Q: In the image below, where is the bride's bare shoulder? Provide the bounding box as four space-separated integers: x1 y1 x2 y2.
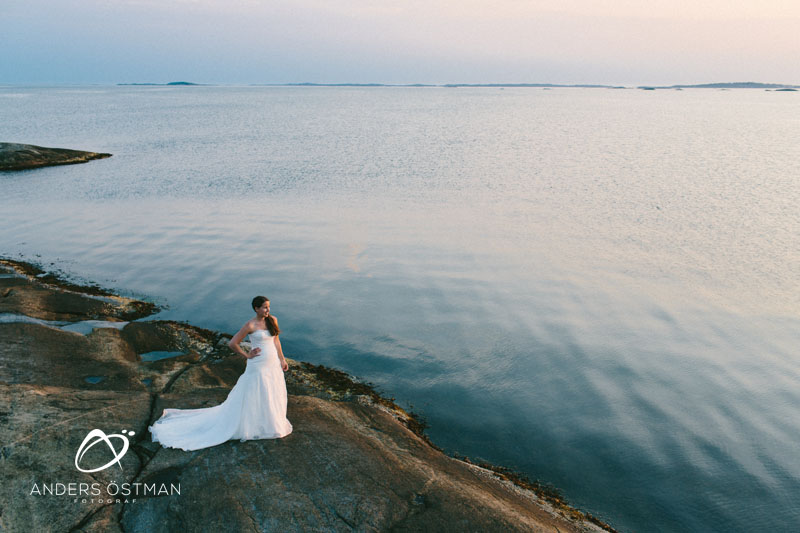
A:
229 319 256 346
236 319 257 334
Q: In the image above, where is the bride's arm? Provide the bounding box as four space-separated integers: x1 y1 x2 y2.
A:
228 322 257 358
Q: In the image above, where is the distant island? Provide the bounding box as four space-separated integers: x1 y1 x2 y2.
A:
117 81 203 86
442 83 626 88
257 81 797 90
637 82 799 90
113 81 798 90
267 82 626 89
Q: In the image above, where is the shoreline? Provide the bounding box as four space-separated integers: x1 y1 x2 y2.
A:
1 255 617 532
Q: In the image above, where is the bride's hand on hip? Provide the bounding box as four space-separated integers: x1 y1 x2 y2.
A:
249 347 261 358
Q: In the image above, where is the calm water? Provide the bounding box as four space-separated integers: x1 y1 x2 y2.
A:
2 86 798 532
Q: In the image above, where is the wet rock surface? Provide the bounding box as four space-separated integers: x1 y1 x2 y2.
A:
0 258 613 532
0 259 155 321
0 143 111 171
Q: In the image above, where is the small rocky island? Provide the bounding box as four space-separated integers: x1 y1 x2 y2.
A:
0 258 614 532
0 143 111 171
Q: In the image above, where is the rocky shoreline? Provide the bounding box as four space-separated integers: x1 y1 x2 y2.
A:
0 257 616 532
0 143 111 171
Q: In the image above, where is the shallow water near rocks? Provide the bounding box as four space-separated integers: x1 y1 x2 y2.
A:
1 86 799 532
60 320 128 335
139 351 186 362
0 313 128 336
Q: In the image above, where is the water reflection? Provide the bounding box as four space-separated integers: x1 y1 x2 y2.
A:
1 86 799 532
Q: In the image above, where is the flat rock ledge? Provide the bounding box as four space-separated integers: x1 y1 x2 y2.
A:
0 143 111 171
0 257 616 533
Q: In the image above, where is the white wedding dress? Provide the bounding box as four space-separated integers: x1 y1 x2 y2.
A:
149 329 292 451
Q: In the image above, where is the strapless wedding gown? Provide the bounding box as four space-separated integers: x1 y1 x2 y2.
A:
149 329 292 451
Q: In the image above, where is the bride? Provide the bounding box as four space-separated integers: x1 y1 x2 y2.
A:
149 296 293 450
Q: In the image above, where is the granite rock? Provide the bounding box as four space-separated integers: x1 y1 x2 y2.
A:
0 259 611 532
0 143 111 171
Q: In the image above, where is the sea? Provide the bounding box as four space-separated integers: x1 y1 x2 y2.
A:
1 85 798 532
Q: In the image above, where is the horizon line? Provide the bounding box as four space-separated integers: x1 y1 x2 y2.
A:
2 81 799 89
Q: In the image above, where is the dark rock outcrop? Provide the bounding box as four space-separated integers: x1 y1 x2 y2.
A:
0 258 613 532
0 143 111 171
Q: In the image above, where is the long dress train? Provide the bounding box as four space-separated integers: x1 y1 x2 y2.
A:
149 329 292 451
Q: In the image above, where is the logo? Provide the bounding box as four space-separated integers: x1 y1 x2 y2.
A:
29 426 180 504
74 429 135 473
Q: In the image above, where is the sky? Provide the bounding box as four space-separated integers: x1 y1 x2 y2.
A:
3 0 799 86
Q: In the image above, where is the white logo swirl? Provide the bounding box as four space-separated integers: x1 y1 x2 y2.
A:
74 429 134 473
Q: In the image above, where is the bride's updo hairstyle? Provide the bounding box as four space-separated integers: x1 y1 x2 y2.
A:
252 295 281 336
